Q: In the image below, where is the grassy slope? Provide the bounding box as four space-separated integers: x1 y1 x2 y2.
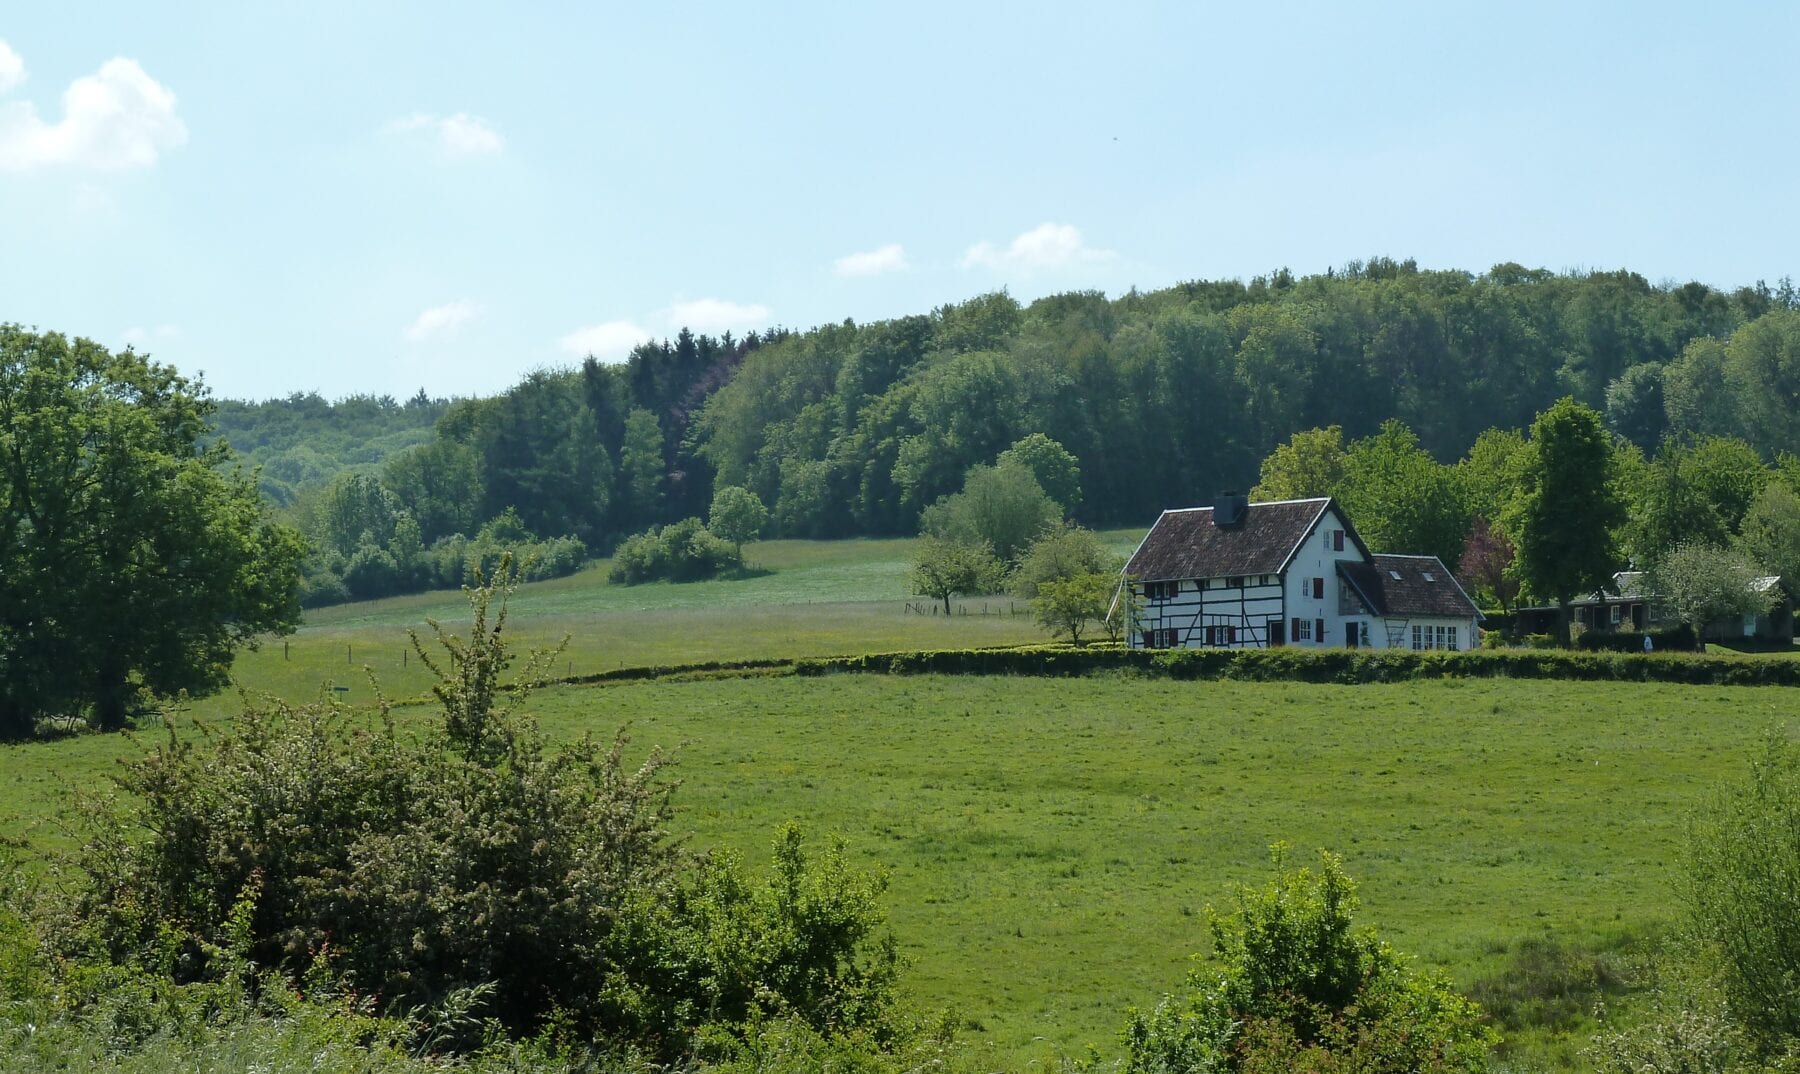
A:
206 535 1138 717
8 533 1796 1070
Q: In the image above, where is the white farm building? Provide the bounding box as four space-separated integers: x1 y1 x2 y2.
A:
1123 494 1482 651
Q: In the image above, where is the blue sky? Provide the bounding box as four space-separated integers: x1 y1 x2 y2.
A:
2 3 1797 400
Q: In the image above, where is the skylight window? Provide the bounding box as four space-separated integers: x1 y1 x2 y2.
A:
1423 571 1436 582
1389 570 1403 580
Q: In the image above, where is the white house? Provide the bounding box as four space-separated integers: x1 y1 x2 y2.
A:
1123 494 1482 651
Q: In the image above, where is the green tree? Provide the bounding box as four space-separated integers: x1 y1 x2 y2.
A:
1605 362 1667 451
1505 399 1627 644
1735 482 1800 603
918 459 1061 564
619 407 665 528
909 536 1001 616
708 485 769 557
996 432 1083 513
1340 419 1470 565
317 472 401 556
0 326 304 733
1646 540 1775 646
1457 427 1530 525
1123 846 1495 1074
1030 571 1113 646
1250 425 1348 501
1009 523 1116 599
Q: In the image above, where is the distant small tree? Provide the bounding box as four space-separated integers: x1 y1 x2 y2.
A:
919 459 1061 564
1031 571 1112 646
708 485 769 558
1456 516 1519 614
1251 425 1348 502
1734 481 1800 603
910 536 1001 616
1505 398 1627 644
996 432 1083 513
1647 540 1775 646
1009 523 1116 599
1102 578 1141 644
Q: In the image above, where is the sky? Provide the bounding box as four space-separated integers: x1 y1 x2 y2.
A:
2 2 1798 401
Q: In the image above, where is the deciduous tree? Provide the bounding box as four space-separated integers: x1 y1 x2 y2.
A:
1505 398 1627 644
0 326 303 733
909 536 1001 616
707 485 769 557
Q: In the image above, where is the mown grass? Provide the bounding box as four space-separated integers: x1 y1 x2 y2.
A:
8 533 1796 1071
13 668 1781 1071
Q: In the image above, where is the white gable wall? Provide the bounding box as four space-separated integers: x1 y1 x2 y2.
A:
1282 504 1366 647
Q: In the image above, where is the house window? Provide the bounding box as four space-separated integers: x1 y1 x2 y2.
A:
1202 624 1240 647
1409 625 1461 652
1610 604 1622 624
1145 581 1174 602
1358 622 1371 647
1293 617 1314 641
1143 627 1182 649
1228 576 1244 588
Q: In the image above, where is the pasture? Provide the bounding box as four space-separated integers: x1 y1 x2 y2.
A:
7 534 1797 1071
9 669 1788 1070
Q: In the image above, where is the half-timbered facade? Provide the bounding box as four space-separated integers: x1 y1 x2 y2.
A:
1123 494 1482 651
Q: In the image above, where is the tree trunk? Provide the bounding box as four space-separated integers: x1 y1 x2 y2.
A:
1555 598 1572 647
941 593 952 616
93 651 129 732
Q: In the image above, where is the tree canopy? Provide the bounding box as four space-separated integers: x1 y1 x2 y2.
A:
0 326 304 733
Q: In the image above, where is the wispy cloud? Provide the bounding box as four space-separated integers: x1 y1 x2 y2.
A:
0 39 23 95
122 323 179 348
833 243 909 278
665 298 770 333
0 43 187 172
558 320 652 360
960 223 1116 273
385 112 504 158
404 300 482 342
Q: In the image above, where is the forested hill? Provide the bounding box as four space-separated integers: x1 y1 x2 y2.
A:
693 260 1796 533
221 260 1800 575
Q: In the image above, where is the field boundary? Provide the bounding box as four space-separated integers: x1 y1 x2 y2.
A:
532 644 1800 690
789 645 1800 687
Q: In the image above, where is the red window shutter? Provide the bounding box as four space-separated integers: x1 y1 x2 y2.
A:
1292 617 1302 641
1316 617 1327 641
1228 625 1237 644
1334 530 1345 551
1313 577 1324 599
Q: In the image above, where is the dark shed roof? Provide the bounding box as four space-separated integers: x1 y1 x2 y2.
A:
1126 498 1335 581
1338 554 1482 619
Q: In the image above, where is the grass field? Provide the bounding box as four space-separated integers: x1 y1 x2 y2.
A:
11 669 1788 1070
200 535 1138 718
9 534 1799 1071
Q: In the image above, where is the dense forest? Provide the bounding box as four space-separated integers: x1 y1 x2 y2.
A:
229 260 1800 604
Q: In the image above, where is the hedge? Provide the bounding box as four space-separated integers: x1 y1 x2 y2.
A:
1575 624 1698 652
793 645 1800 688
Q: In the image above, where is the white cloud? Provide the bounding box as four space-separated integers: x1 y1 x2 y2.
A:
404 300 482 342
386 112 504 158
558 320 652 360
665 298 771 333
960 222 1117 273
0 40 24 95
122 323 179 348
0 50 187 172
833 243 909 278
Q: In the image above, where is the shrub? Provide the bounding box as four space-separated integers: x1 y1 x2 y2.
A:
1576 624 1697 652
1682 733 1800 1055
608 519 742 585
72 565 892 1057
1121 846 1495 1074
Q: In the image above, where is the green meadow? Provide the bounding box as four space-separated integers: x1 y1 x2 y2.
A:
6 534 1797 1071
